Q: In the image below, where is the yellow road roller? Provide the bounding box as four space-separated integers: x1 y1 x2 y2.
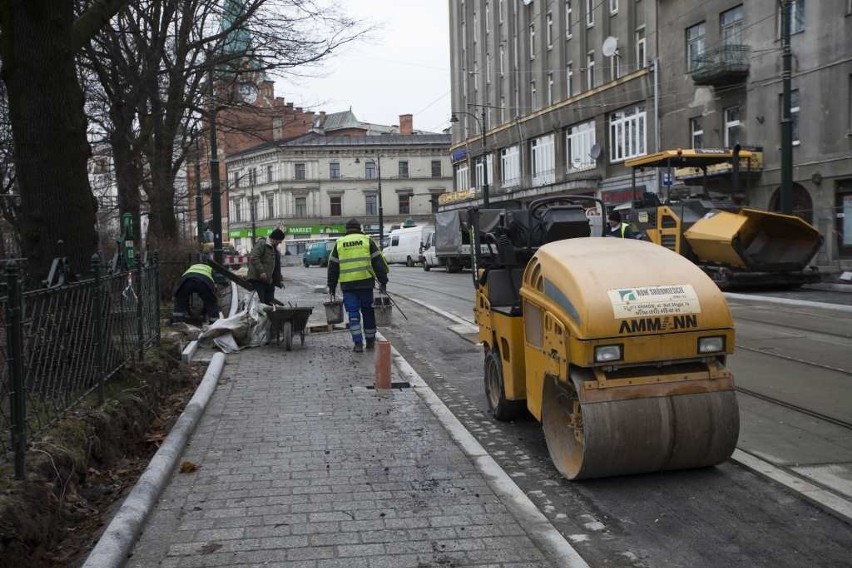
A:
471 197 739 480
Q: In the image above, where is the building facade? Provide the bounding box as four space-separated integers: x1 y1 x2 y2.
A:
224 131 452 255
448 0 852 267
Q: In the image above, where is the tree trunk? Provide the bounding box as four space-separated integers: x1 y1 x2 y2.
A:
0 1 97 283
109 111 142 242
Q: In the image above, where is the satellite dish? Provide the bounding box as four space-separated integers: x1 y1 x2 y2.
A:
590 143 602 160
602 36 619 58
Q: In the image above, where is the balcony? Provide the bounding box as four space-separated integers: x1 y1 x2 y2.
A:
690 44 750 87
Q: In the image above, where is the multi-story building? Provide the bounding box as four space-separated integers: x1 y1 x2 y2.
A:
448 0 852 267
224 113 452 255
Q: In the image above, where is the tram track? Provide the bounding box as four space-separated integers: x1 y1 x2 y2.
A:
735 385 852 431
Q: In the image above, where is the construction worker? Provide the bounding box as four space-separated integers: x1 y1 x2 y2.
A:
172 263 219 324
607 210 637 239
327 218 389 353
247 228 285 304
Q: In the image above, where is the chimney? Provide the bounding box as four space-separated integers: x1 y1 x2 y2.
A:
399 114 413 135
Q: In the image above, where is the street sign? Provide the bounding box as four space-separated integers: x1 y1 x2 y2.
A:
663 172 673 186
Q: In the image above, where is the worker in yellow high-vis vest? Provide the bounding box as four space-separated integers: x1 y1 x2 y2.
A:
171 263 220 324
327 218 389 353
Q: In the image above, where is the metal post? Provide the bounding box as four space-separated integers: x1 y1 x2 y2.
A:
481 107 489 207
250 171 256 246
5 261 26 479
134 252 144 360
152 251 161 344
208 64 224 264
377 157 384 246
780 0 793 214
195 136 204 243
92 254 105 406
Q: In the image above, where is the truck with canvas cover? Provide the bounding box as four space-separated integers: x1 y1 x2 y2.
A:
471 196 739 480
421 210 480 272
623 149 822 289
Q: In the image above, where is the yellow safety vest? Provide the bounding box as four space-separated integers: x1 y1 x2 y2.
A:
183 264 213 281
618 223 630 238
336 233 376 283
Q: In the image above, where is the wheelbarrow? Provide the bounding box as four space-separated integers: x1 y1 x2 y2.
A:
262 304 313 351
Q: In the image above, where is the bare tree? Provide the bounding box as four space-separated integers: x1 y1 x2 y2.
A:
0 0 130 283
83 0 367 249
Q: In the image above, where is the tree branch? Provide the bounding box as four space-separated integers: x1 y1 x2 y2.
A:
72 0 131 51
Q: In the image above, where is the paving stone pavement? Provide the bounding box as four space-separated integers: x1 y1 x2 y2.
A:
127 329 555 567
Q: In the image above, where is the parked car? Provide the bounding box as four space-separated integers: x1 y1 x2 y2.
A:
302 240 334 267
382 225 434 266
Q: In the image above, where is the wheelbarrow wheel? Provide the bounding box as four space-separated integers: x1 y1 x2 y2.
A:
282 321 293 351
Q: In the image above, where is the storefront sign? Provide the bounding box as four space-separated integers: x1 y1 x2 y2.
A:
229 224 344 238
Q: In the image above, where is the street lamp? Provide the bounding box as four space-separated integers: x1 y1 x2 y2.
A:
450 108 489 207
356 156 383 246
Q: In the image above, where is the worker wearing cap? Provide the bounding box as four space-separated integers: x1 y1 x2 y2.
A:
247 228 285 304
607 210 637 239
172 263 219 324
327 218 389 353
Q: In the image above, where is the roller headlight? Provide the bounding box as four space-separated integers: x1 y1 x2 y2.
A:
594 344 623 363
698 336 725 354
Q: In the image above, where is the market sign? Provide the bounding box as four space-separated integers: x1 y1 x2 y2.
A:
438 188 477 205
228 224 344 238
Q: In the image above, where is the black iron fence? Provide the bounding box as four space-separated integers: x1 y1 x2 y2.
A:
0 253 160 479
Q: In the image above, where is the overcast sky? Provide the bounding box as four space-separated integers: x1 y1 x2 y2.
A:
275 1 452 134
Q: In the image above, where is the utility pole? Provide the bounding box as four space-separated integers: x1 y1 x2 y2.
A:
208 64 224 264
250 170 257 246
194 136 204 243
480 107 489 207
377 156 384 247
780 0 793 215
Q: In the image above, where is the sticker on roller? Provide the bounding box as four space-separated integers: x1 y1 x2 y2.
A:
608 285 702 319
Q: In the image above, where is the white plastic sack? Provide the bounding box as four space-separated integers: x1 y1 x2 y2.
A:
198 292 271 352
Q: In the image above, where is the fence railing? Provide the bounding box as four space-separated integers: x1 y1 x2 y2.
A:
0 253 160 479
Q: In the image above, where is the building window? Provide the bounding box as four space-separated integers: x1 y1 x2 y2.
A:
499 45 505 75
294 163 306 181
500 96 507 123
529 24 535 58
781 90 801 145
609 105 647 162
686 22 706 71
295 196 306 217
547 73 554 105
486 53 492 83
546 12 553 48
531 80 538 109
330 195 342 216
690 117 704 149
485 1 491 33
720 5 743 45
365 161 377 179
587 51 595 89
473 12 478 43
456 164 470 191
609 0 618 15
585 0 594 26
399 160 409 178
233 199 241 222
636 27 646 69
779 0 806 35
431 160 442 177
233 172 241 188
431 195 440 214
365 194 377 215
266 194 275 218
475 155 493 190
248 168 257 185
266 164 273 183
329 162 340 179
566 61 574 96
530 134 556 186
724 106 741 148
566 120 596 171
500 145 521 187
398 194 411 215
565 0 573 38
609 53 621 81
499 0 504 23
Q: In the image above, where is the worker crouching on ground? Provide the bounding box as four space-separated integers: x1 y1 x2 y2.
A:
172 263 220 325
607 210 637 239
247 228 285 304
327 218 389 353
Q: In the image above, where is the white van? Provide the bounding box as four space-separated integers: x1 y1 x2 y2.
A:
382 225 434 266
